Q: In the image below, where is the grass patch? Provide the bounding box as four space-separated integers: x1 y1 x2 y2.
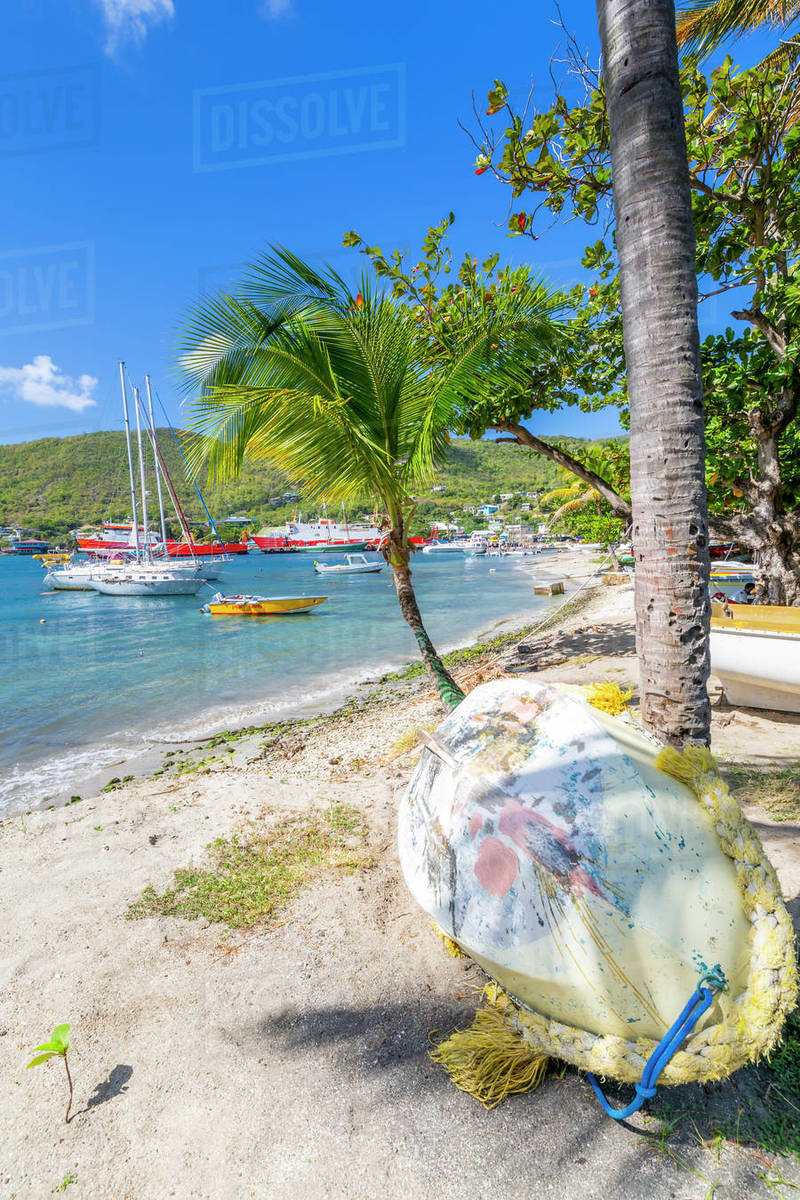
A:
127 804 372 930
384 728 422 762
651 991 800 1160
724 763 800 822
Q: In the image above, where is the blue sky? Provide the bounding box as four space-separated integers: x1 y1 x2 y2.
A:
0 1 771 446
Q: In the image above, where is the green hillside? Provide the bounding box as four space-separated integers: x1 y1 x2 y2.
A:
0 429 618 539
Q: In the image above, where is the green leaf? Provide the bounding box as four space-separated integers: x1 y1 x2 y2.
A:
27 1053 56 1068
51 1024 71 1052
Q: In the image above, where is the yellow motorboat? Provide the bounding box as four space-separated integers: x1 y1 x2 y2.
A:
201 593 327 616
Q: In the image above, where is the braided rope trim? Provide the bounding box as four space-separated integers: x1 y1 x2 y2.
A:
480 746 797 1085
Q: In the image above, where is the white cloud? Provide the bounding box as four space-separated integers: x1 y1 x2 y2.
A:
260 0 293 19
95 0 175 53
0 356 97 413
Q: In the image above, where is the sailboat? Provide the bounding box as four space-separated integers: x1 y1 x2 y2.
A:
77 374 245 560
87 365 209 598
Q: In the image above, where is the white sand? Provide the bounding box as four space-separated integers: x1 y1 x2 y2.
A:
2 567 799 1200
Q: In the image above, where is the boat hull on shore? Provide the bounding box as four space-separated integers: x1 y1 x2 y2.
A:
711 602 800 712
398 679 753 1042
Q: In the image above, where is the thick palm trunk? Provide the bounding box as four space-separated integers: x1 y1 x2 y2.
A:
384 529 465 709
597 0 711 745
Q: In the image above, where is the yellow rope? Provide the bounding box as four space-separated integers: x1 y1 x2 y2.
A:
587 680 633 715
430 743 797 1101
431 922 469 959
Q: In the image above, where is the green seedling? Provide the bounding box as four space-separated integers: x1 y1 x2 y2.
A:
27 1023 73 1122
52 1174 77 1193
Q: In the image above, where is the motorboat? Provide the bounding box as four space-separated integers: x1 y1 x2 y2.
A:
421 540 468 554
710 601 800 712
313 554 382 575
200 593 327 615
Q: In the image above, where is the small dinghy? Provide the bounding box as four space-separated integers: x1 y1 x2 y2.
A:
313 553 382 576
200 593 326 615
398 679 795 1099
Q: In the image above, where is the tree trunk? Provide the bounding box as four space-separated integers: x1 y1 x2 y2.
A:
754 535 800 605
740 390 800 605
597 0 711 746
494 422 633 522
383 526 465 709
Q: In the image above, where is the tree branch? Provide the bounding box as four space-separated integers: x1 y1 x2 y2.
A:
492 421 632 521
732 309 788 357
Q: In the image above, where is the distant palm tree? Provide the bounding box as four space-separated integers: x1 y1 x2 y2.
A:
179 249 559 707
676 0 800 67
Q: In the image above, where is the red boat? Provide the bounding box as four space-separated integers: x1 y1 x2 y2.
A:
77 523 248 556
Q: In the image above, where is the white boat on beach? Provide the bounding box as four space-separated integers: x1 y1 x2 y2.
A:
710 602 800 712
313 553 382 576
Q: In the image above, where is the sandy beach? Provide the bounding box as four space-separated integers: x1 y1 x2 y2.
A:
2 552 799 1200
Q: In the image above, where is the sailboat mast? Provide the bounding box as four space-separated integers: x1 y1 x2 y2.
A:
133 387 150 562
145 374 168 555
118 361 141 561
342 501 350 542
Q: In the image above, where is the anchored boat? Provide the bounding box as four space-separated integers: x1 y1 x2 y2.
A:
313 553 382 576
200 593 327 615
91 571 207 596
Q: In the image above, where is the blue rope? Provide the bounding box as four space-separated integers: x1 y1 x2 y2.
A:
586 965 726 1120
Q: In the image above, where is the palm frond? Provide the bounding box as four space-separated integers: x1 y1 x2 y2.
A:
178 247 564 523
676 0 800 59
548 489 601 527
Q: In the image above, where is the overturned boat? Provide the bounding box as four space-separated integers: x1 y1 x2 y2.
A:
398 679 795 1104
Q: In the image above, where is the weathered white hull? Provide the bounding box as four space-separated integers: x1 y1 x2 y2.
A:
398 679 751 1042
710 625 800 712
91 574 206 596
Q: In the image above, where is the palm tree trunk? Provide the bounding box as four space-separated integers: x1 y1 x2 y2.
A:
384 527 465 709
597 0 711 746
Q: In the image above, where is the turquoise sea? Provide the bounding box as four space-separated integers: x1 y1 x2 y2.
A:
0 550 558 817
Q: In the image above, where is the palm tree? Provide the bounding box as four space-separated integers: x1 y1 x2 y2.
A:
676 0 800 67
179 249 559 708
595 0 712 746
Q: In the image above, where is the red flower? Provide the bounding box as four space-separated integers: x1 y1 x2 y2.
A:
589 288 596 297
516 212 526 232
474 164 490 176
